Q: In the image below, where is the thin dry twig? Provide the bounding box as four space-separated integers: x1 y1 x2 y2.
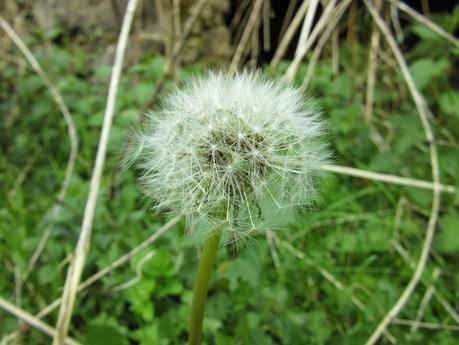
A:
278 0 299 40
0 297 81 345
295 0 319 58
52 1 140 343
320 164 454 194
141 0 209 114
281 240 396 343
262 0 271 51
390 1 404 42
4 216 180 343
363 0 389 151
363 1 442 344
109 251 157 292
391 239 459 326
331 27 339 77
300 0 351 90
0 50 28 69
270 0 310 69
283 0 338 82
393 319 459 332
230 0 252 31
391 0 459 49
249 10 261 70
0 15 79 283
229 0 264 75
411 267 441 333
281 240 366 310
171 0 182 78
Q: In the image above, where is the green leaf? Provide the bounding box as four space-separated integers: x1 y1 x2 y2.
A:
409 58 449 90
83 315 129 345
131 323 160 345
37 264 57 285
141 248 176 278
435 212 459 254
126 280 156 321
439 90 459 118
411 24 442 41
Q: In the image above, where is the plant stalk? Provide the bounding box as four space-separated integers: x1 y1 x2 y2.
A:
189 231 222 345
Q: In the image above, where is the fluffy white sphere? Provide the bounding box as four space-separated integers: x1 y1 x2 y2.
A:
135 71 328 238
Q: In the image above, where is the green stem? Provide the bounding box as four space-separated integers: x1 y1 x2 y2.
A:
189 230 222 345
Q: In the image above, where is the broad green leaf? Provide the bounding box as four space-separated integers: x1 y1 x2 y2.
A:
439 90 459 118
409 58 449 90
435 212 459 254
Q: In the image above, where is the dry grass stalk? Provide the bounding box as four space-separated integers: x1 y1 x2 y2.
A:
281 240 397 343
321 164 454 194
363 1 442 344
229 0 264 75
391 0 459 49
270 0 310 69
363 0 381 124
4 216 179 343
262 0 271 51
300 0 351 90
141 0 209 113
283 0 337 82
363 0 389 151
411 268 441 332
0 297 81 345
393 319 459 332
52 0 140 343
331 28 339 76
278 0 300 40
294 0 319 58
0 15 79 285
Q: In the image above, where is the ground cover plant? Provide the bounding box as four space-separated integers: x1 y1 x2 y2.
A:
1 1 459 344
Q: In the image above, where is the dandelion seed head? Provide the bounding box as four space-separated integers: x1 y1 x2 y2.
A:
135 71 329 240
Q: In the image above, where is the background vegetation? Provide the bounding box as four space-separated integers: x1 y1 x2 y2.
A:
1 0 459 344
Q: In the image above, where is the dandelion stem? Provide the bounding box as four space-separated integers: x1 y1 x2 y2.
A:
189 230 222 345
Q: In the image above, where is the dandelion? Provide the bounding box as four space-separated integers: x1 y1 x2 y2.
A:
133 71 328 344
136 71 327 235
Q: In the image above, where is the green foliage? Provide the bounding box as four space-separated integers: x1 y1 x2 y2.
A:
1 6 459 345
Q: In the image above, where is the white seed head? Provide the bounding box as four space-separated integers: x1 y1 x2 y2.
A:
134 71 329 240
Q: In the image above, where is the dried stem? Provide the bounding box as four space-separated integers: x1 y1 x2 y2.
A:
52 1 140 343
393 319 459 332
410 268 441 332
281 240 396 343
363 0 389 151
295 0 319 58
249 10 261 70
142 0 209 114
363 1 441 344
390 0 459 49
320 164 453 194
391 240 459 325
364 1 381 123
331 27 339 77
229 0 264 75
278 0 299 40
0 15 79 284
283 0 337 82
5 216 179 343
0 297 81 345
271 0 310 70
262 0 270 51
300 0 351 90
